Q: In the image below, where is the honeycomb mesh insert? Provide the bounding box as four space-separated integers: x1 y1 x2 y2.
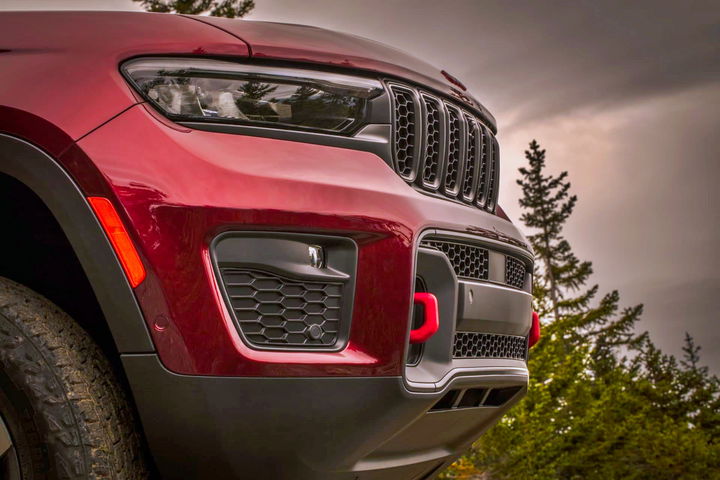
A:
486 136 499 210
461 115 478 201
476 125 490 207
422 95 442 186
421 240 489 280
505 256 527 289
220 268 342 348
454 332 528 360
390 87 417 179
444 107 462 192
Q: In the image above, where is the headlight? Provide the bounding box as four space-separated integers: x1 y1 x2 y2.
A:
121 58 384 134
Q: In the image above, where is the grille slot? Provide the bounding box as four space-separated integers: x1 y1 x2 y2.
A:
476 125 491 207
486 136 499 211
461 115 479 202
390 86 419 181
420 94 443 189
505 256 527 290
421 240 489 281
388 82 499 212
443 106 463 195
220 268 343 348
453 332 527 360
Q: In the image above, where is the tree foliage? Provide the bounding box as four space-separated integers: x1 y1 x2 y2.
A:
134 0 255 18
442 140 720 479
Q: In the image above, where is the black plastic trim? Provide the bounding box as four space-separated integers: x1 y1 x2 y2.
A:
122 353 526 480
181 121 394 167
210 231 358 352
0 134 154 353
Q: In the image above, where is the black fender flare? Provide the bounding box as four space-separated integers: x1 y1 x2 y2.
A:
0 133 154 353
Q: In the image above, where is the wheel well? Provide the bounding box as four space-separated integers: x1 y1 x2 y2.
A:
0 172 121 372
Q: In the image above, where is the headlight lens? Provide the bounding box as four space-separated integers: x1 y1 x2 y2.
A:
122 58 384 134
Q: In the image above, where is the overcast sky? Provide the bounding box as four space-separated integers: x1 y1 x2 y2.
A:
4 0 719 370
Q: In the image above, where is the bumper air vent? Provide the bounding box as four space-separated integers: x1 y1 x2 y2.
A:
430 386 523 411
453 332 528 360
505 256 527 290
421 237 529 290
420 239 489 281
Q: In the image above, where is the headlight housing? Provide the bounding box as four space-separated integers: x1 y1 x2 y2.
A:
121 58 384 134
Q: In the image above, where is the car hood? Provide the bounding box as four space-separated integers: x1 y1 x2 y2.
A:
186 16 496 130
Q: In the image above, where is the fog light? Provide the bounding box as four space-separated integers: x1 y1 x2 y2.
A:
308 245 325 269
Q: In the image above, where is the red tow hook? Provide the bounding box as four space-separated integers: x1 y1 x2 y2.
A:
410 293 440 344
528 311 541 348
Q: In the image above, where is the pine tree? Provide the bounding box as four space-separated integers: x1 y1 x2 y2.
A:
517 140 593 320
441 140 720 479
134 0 255 18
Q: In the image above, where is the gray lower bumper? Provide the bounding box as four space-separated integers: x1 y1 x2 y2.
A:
123 354 525 480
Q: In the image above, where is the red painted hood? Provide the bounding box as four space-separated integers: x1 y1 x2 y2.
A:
186 16 496 129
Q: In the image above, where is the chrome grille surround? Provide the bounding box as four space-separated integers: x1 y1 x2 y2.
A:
388 82 500 212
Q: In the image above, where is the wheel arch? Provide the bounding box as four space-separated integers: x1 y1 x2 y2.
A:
0 133 154 354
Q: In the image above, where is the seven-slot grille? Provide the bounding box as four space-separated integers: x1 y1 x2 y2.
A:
453 332 528 360
219 268 343 348
389 82 499 212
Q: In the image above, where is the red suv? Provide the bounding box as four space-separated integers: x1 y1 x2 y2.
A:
0 11 538 480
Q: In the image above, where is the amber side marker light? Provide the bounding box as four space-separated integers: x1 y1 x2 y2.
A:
88 197 146 288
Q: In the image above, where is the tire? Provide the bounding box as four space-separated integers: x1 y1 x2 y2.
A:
0 277 149 479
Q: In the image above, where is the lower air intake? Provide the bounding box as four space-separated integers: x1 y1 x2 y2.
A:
453 332 527 360
220 268 343 348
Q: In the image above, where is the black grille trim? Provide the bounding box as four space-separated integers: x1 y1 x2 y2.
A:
388 82 499 212
453 332 528 360
420 240 489 281
220 268 344 348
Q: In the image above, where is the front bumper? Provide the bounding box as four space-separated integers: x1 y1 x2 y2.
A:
123 354 526 479
77 103 533 478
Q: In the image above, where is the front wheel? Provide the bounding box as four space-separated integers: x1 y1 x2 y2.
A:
0 277 149 479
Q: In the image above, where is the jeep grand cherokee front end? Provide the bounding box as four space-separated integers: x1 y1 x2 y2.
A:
0 11 538 480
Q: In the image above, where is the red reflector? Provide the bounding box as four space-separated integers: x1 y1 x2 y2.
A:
88 197 146 288
529 311 541 348
410 292 440 344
